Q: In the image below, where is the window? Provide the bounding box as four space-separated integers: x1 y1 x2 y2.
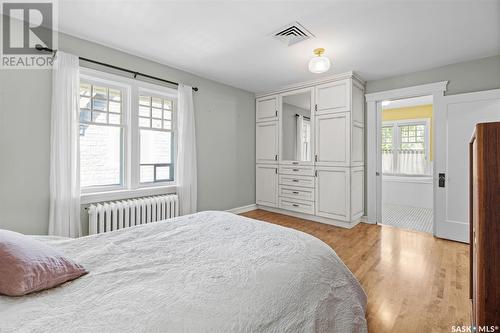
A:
138 94 174 183
381 119 431 176
79 69 177 194
79 82 124 189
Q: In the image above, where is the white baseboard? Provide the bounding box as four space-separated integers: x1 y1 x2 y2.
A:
435 220 469 243
226 204 258 214
257 205 362 229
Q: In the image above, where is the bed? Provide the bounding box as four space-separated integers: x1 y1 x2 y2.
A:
0 211 367 333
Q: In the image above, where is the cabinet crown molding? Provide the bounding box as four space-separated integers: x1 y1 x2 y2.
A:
255 71 365 98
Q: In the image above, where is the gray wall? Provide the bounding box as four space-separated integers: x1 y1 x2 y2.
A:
0 32 255 235
366 55 500 95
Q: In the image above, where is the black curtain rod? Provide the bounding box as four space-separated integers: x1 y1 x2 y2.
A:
295 114 310 120
36 45 198 92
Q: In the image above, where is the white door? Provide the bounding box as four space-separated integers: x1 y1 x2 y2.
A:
315 79 350 114
256 120 278 164
435 89 500 242
315 112 350 166
256 164 278 207
315 166 350 221
256 96 278 122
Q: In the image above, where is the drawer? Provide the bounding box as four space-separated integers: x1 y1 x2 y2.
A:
279 198 314 215
279 165 314 177
279 174 315 188
279 186 314 201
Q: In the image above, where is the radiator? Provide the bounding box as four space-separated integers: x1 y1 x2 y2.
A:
87 194 179 235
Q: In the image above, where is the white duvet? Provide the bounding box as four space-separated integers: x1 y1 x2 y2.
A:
0 211 367 333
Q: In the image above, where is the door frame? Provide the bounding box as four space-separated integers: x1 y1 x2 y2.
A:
365 81 448 235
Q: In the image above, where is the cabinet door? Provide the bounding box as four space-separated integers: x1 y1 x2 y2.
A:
315 79 350 114
256 164 278 207
315 167 350 221
256 96 278 122
256 121 279 164
315 112 350 166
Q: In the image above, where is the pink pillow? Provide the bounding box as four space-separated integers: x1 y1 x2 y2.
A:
0 229 88 296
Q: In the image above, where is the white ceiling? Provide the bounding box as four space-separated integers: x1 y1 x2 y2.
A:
58 0 500 93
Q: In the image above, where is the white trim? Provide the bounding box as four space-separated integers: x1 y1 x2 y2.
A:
81 185 176 204
365 81 448 102
365 81 447 231
226 204 258 214
257 205 362 229
256 71 365 98
382 175 433 184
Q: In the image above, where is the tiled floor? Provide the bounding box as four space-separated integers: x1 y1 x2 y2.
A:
382 204 433 233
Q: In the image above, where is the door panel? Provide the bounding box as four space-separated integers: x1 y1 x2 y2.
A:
256 96 278 122
315 79 350 114
315 167 349 220
256 121 278 164
256 164 278 207
435 89 500 242
315 112 350 166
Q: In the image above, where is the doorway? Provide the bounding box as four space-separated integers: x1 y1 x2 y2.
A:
379 96 433 233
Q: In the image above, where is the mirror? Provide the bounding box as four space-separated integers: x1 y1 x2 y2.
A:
281 91 312 162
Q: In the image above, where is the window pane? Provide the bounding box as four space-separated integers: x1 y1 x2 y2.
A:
109 114 121 125
93 111 107 123
80 110 91 122
163 100 172 110
80 83 91 96
152 108 162 119
139 117 150 128
156 166 170 181
152 97 162 108
109 89 121 101
92 99 107 111
139 106 150 117
163 110 171 120
139 95 150 106
163 121 171 130
80 125 121 187
93 86 107 99
80 97 91 109
152 119 162 129
140 130 171 164
140 165 154 183
109 101 121 113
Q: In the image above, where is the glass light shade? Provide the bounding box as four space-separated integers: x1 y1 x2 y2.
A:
308 55 331 74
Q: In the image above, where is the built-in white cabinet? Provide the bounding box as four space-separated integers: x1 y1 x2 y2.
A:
315 79 351 114
255 72 365 228
315 112 350 166
256 96 278 122
256 164 278 207
256 120 278 164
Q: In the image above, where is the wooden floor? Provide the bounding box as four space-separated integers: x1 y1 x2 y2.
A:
241 210 470 333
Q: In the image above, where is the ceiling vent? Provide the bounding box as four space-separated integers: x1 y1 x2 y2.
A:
273 21 314 46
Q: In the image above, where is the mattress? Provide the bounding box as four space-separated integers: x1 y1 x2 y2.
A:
0 211 367 333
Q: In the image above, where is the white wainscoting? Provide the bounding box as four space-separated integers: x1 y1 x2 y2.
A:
382 175 433 209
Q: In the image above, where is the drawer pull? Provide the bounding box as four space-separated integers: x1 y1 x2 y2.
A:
292 169 300 171
292 179 299 182
292 191 299 194
292 204 299 207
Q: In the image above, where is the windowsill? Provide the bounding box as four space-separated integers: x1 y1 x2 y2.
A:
382 174 433 184
81 185 177 205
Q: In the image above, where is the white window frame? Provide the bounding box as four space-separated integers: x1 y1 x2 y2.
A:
79 68 177 204
381 118 431 176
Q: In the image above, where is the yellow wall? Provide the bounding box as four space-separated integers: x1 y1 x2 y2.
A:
382 104 433 160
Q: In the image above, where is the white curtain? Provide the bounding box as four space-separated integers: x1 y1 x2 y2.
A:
48 52 81 237
295 115 303 160
176 84 197 215
398 150 431 175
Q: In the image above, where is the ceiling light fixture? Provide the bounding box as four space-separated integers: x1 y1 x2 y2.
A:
308 48 331 74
